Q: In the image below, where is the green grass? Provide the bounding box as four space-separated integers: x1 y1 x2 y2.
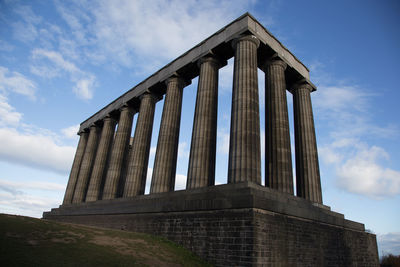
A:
0 214 211 267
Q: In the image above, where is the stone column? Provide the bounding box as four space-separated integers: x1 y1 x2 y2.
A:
63 130 89 204
261 58 293 194
102 105 135 200
72 124 100 203
150 76 186 193
123 93 157 197
85 116 117 202
228 35 261 184
292 82 322 203
186 56 222 189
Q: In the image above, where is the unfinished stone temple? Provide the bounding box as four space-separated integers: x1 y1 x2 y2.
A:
43 13 378 266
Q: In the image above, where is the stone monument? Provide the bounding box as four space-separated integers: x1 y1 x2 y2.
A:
43 13 379 266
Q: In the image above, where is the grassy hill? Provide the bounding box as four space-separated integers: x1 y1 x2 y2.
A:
0 214 210 267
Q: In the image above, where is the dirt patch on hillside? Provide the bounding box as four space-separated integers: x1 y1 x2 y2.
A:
89 235 181 267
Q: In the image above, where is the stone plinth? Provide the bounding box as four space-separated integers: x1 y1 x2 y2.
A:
44 182 378 266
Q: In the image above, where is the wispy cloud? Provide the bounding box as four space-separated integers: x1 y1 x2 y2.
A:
336 143 400 198
378 232 400 256
0 127 75 174
61 124 80 139
31 49 96 100
0 66 36 100
313 63 399 198
0 94 22 126
0 178 62 218
0 95 75 174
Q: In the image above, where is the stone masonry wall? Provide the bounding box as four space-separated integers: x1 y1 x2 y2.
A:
46 208 378 266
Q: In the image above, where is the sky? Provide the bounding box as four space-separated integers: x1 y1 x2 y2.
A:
0 0 399 257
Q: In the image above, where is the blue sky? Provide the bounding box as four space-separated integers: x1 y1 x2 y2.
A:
1 0 399 257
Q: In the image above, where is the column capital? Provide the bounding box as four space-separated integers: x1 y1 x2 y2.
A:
290 81 314 93
119 103 135 114
197 55 226 69
103 114 117 123
139 92 160 102
165 75 191 88
261 57 287 71
232 34 260 49
78 128 89 135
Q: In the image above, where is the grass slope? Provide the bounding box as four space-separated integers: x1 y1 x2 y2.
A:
0 214 210 267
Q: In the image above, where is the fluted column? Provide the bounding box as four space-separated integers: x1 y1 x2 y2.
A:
85 116 117 202
228 35 261 184
150 76 186 193
123 93 157 197
292 82 322 203
63 130 89 204
262 58 293 194
72 124 100 203
102 105 135 200
187 56 222 189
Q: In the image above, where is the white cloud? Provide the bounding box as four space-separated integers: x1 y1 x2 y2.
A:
378 232 400 256
0 66 36 99
0 179 65 192
10 4 42 43
177 142 189 160
0 94 23 126
61 124 80 139
31 49 96 99
32 49 80 73
0 127 75 174
217 130 230 155
336 144 400 198
149 146 156 158
73 76 95 100
315 85 370 113
313 65 399 198
0 189 61 218
68 0 255 69
218 60 234 92
175 174 187 190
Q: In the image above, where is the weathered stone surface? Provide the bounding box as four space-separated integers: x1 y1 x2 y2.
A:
85 116 117 202
292 82 322 203
63 131 88 204
261 58 294 194
228 35 261 184
72 124 100 203
102 106 135 200
123 93 157 197
44 182 378 266
187 56 223 189
150 77 186 193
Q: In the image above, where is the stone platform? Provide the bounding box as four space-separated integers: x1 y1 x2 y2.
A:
43 182 378 266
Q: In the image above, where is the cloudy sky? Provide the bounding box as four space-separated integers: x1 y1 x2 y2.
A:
1 0 399 257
